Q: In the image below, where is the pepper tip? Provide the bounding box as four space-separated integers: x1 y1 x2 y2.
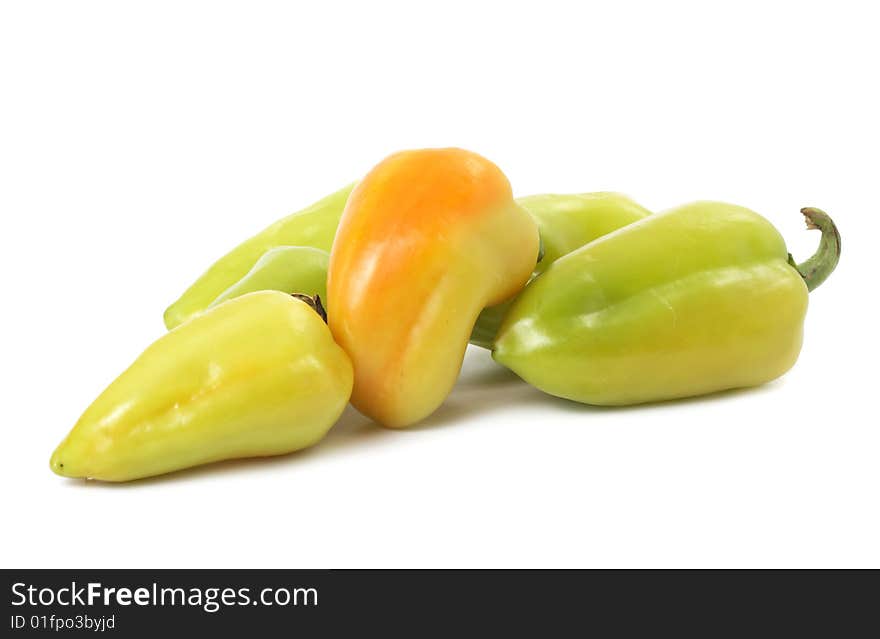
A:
49 443 75 478
49 450 65 477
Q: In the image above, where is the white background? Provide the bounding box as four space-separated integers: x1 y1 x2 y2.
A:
1 1 877 568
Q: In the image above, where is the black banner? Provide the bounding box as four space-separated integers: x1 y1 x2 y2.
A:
2 569 876 635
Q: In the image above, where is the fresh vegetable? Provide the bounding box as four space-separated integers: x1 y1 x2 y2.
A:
327 148 540 427
493 204 840 405
51 292 352 481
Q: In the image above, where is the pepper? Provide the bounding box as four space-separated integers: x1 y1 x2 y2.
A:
208 246 329 310
470 192 651 348
51 291 352 481
492 203 840 405
327 148 540 428
163 183 354 329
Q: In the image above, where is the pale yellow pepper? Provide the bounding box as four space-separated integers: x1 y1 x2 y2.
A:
51 291 352 481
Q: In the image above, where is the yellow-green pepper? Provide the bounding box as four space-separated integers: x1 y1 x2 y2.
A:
163 184 354 329
51 291 352 482
493 204 840 405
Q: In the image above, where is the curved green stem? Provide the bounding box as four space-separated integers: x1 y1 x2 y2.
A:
791 207 841 292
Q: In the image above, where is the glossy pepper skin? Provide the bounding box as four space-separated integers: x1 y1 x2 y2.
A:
470 192 651 348
327 148 540 428
493 203 840 405
208 246 329 310
51 292 352 482
163 184 354 329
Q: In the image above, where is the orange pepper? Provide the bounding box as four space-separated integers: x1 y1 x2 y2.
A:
327 148 540 428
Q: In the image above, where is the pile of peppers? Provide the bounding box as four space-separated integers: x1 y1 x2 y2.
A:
50 148 841 482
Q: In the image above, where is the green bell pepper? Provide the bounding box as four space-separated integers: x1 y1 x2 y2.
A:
492 203 841 405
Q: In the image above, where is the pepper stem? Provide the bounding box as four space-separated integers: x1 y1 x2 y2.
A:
291 294 327 323
790 207 841 292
